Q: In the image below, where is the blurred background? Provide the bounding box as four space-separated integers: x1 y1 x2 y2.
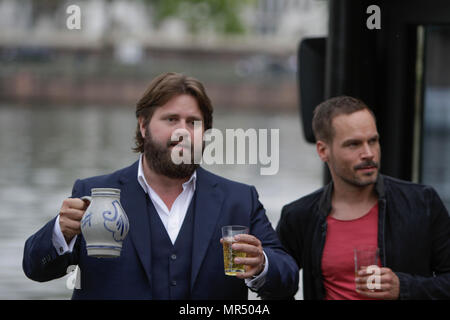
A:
0 0 327 299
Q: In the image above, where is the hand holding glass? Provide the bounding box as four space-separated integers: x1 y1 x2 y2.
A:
221 225 249 276
354 246 380 280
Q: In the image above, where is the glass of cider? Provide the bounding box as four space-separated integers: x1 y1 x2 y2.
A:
221 225 249 276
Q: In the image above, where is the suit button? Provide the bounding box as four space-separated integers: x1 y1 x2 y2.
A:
171 254 177 260
171 280 177 286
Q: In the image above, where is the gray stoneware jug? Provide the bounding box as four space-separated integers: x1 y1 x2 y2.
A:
80 188 129 258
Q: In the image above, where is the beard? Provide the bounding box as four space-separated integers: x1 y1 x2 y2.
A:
143 128 199 179
331 158 380 188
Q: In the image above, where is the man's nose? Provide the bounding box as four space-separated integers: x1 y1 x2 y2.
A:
172 121 192 140
176 119 187 129
361 142 374 158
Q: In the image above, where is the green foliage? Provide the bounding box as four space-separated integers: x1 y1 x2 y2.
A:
146 0 255 35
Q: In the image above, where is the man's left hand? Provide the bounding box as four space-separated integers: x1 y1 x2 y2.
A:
355 267 400 300
222 234 265 280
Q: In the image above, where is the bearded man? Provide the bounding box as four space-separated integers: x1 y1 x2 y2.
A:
23 72 299 300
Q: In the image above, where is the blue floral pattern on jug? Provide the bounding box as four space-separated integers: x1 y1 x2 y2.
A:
102 200 130 242
81 212 92 228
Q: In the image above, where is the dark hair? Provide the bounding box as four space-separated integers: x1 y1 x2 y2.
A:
133 72 213 153
312 96 376 143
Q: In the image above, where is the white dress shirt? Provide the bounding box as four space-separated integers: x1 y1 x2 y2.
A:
52 155 268 289
137 155 196 245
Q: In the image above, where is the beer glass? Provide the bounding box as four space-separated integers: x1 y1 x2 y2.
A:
354 246 380 277
221 225 249 276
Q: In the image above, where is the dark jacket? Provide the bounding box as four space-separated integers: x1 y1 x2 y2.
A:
23 162 299 299
276 174 450 300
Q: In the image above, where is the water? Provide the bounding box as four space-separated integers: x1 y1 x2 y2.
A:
0 104 322 299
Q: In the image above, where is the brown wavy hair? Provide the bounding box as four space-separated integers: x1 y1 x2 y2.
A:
133 72 213 153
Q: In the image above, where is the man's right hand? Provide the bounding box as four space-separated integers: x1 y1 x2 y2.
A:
59 198 89 244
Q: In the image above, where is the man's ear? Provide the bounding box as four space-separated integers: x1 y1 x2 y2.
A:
138 117 147 138
316 140 329 163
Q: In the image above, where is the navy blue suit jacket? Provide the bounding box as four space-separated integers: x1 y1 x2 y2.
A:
23 161 299 299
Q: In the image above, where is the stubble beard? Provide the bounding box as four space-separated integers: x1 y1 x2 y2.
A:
341 170 378 187
331 157 380 188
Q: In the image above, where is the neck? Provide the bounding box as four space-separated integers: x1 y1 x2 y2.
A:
332 178 377 205
329 176 378 220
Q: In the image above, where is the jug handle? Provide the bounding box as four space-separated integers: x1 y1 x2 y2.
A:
81 196 92 205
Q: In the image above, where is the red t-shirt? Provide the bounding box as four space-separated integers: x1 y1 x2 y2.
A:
321 203 379 300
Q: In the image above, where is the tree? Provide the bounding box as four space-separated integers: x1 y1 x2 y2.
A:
148 0 254 35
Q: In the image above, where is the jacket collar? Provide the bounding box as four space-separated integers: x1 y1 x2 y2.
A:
118 160 153 286
189 167 224 288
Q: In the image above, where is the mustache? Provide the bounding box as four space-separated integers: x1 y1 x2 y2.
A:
166 136 191 148
354 160 379 170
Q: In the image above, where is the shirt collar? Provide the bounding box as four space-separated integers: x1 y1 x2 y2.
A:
137 154 197 194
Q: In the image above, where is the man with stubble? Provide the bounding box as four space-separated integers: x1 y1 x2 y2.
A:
277 96 450 300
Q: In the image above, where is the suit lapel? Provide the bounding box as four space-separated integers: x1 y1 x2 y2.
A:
119 161 152 288
190 167 224 289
